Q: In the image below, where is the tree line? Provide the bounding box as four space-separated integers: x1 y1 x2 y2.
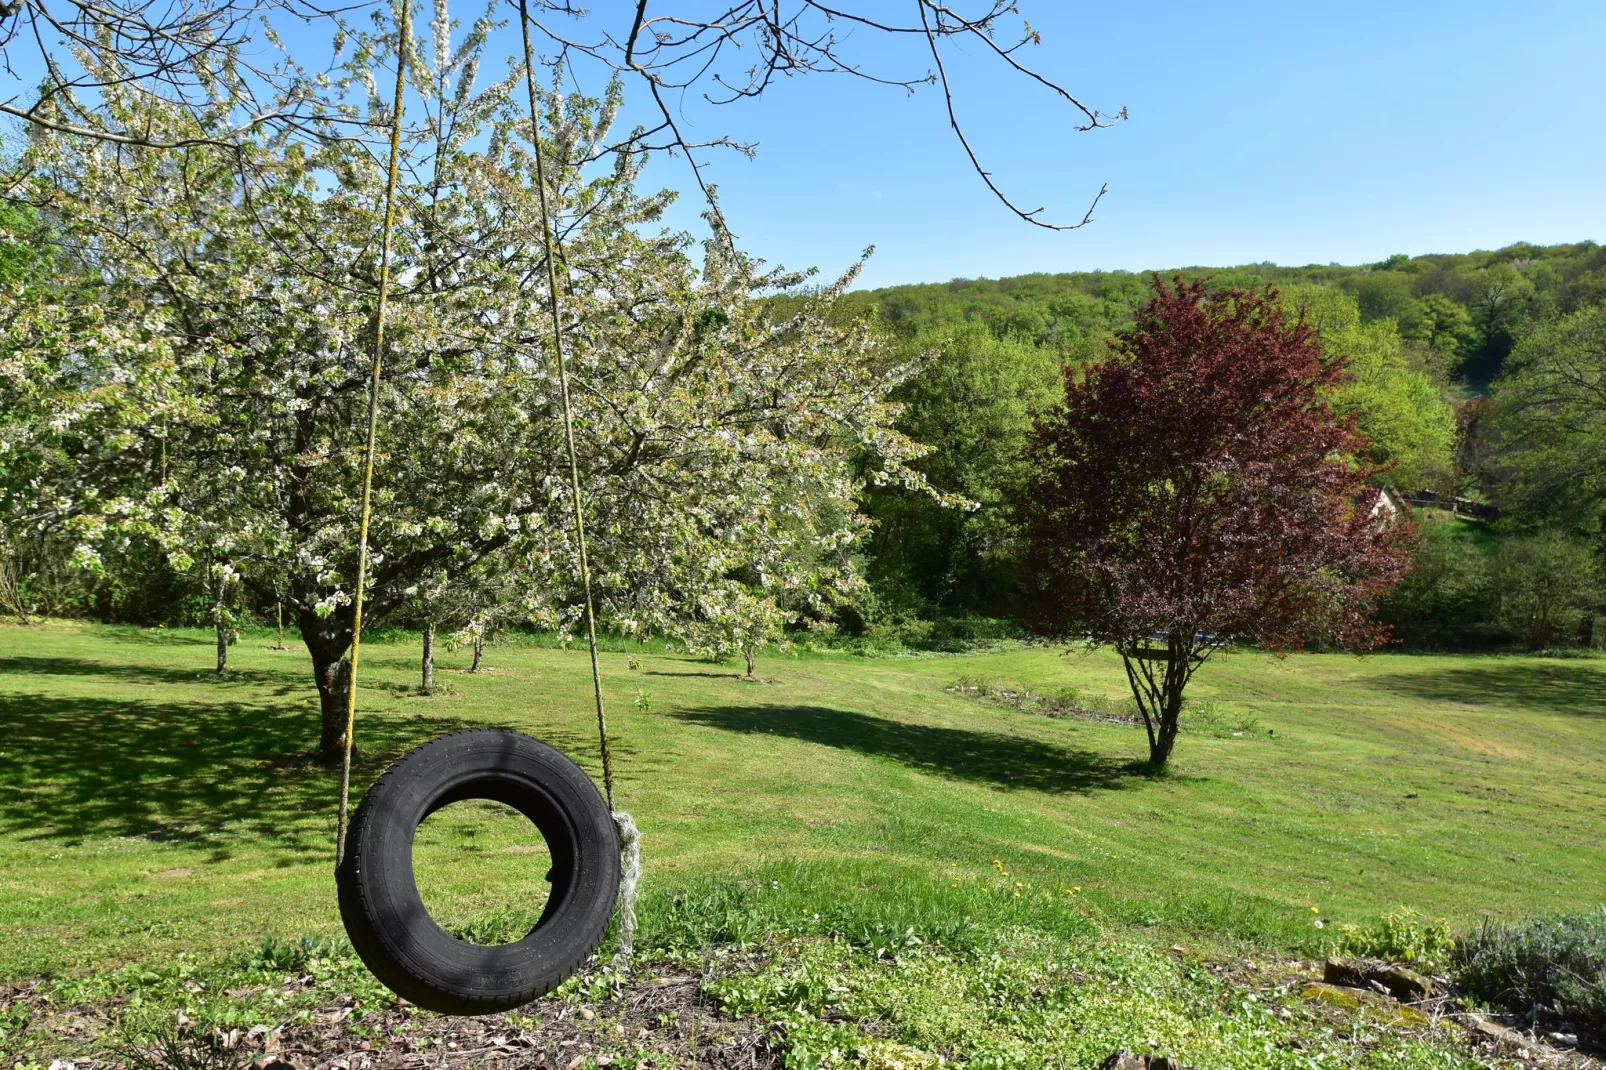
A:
844 245 1606 653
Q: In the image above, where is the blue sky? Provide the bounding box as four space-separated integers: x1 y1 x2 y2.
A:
618 1 1606 289
6 1 1602 290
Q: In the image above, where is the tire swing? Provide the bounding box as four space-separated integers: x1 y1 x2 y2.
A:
329 3 638 1015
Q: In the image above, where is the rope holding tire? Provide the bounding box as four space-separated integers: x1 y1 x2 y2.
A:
331 0 641 1016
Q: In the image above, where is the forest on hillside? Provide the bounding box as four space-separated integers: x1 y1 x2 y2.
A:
844 242 1606 652
6 168 1605 657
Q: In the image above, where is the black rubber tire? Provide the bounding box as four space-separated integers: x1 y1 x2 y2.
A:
336 729 620 1015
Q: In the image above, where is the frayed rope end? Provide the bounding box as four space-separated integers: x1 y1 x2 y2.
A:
611 811 640 970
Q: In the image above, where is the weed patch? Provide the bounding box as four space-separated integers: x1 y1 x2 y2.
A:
1332 909 1458 973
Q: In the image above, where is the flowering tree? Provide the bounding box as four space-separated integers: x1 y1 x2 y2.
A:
7 26 938 760
1021 279 1414 768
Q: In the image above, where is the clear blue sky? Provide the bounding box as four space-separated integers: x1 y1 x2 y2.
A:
623 1 1606 290
6 1 1601 290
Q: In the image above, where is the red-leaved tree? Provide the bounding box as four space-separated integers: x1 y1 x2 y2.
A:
1021 278 1414 768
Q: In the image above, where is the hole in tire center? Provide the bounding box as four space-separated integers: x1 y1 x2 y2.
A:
413 799 552 946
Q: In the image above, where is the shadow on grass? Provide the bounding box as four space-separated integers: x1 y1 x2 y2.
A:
0 661 605 850
0 692 492 851
672 704 1144 795
1370 661 1606 718
91 626 217 647
1 654 308 692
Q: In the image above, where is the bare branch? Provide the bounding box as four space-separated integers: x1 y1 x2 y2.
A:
517 0 1121 232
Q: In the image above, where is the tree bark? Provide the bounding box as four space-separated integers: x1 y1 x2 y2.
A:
421 618 435 695
213 570 231 676
0 553 26 624
743 645 756 679
1149 695 1183 767
470 632 484 673
299 605 355 763
1120 646 1190 769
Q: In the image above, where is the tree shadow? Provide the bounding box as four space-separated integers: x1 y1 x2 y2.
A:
1 655 308 691
0 684 604 852
671 704 1143 795
1368 661 1606 718
94 627 215 647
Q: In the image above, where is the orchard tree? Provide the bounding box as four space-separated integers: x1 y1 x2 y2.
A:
0 0 1120 234
1021 279 1414 768
8 27 939 760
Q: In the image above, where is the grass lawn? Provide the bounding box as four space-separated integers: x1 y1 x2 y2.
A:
3 621 1604 982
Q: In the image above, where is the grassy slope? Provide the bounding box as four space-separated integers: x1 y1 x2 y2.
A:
2 622 1604 979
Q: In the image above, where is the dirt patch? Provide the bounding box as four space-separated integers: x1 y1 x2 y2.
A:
268 973 777 1070
8 969 781 1069
946 682 1143 726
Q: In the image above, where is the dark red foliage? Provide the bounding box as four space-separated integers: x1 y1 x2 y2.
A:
1023 276 1414 657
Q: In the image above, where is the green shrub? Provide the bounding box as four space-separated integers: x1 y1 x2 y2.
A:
1377 517 1503 650
1456 909 1606 1030
1493 531 1603 651
1333 908 1456 972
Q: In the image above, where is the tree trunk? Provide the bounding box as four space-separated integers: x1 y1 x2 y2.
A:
1149 696 1183 767
421 618 435 695
300 605 355 764
274 601 286 650
213 570 231 676
743 645 756 679
0 553 26 625
1119 646 1190 769
470 632 484 673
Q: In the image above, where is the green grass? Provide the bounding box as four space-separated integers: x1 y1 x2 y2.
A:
2 620 1605 984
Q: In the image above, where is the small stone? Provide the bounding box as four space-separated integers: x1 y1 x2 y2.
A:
1370 966 1431 1002
1468 1015 1528 1050
1322 959 1369 989
579 1006 595 1021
